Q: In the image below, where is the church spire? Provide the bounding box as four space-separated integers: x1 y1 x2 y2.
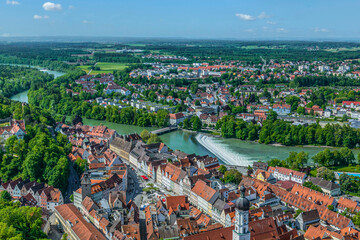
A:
232 185 250 240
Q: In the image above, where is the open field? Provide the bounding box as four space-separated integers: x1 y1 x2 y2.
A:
325 47 360 52
96 62 129 71
77 62 129 74
240 45 275 49
78 65 92 74
127 44 146 47
88 70 114 75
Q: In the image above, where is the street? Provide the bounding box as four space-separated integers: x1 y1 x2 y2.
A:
126 166 174 240
126 166 145 204
65 162 80 203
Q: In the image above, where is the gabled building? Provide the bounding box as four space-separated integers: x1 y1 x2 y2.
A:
296 209 320 231
169 113 185 125
39 186 64 211
191 180 219 217
291 184 336 208
255 169 276 184
272 103 291 115
12 179 30 199
271 167 307 184
304 225 360 240
337 197 360 213
165 195 190 216
307 177 341 196
110 135 140 162
74 173 123 208
19 193 37 207
0 119 26 140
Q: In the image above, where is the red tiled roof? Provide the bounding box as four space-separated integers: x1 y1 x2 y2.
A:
245 176 352 230
55 204 106 240
291 184 335 207
183 226 234 240
275 167 306 179
169 113 184 120
337 197 359 213
166 195 190 211
191 180 216 202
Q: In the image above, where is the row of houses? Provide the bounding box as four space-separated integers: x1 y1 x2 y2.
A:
254 163 342 196
0 178 63 211
242 176 355 230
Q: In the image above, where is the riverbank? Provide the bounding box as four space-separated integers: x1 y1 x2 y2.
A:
82 119 358 166
183 127 351 151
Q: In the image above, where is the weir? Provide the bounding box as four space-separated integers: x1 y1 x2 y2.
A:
195 134 253 167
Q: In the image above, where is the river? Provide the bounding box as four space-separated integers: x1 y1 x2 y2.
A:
83 119 216 157
82 119 352 166
9 68 65 103
7 66 358 167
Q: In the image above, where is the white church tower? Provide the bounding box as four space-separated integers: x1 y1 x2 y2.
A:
232 185 250 240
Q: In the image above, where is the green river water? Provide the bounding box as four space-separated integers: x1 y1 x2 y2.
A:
82 119 346 166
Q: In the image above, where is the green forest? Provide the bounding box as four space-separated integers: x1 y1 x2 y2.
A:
217 114 360 148
0 196 47 240
0 102 71 192
0 65 53 97
1 41 360 68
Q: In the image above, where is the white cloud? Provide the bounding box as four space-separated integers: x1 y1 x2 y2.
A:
68 5 75 9
276 28 288 33
258 12 270 19
236 12 270 21
267 21 276 25
82 20 91 24
43 2 62 11
235 13 255 21
6 0 20 5
314 28 329 33
245 28 255 33
1 33 10 37
33 15 49 20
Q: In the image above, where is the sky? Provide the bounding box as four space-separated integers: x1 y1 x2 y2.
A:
0 0 359 40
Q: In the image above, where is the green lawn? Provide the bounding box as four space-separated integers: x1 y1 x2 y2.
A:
309 169 317 177
0 122 10 127
328 165 360 173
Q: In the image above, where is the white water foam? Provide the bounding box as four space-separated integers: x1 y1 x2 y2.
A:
195 134 253 166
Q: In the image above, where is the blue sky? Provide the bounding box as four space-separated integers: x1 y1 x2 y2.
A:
0 0 359 40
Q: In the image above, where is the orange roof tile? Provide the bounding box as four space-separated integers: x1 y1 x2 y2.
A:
55 204 106 240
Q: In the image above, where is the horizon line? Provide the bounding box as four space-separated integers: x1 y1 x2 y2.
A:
0 36 360 43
